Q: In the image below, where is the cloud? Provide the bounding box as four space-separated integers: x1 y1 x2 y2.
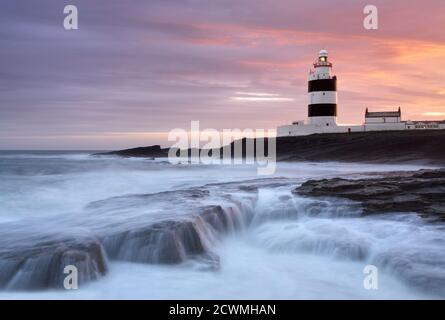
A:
0 0 444 149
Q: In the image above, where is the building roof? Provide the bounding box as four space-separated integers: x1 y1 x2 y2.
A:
365 108 401 118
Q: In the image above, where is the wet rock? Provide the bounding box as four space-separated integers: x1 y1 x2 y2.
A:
294 169 445 221
102 219 207 264
0 184 255 290
102 204 251 266
373 249 445 296
0 235 108 290
86 188 210 211
200 205 231 233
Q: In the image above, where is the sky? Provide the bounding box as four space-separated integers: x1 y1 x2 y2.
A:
1 0 445 150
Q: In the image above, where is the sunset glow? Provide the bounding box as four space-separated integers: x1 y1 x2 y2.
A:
0 0 444 149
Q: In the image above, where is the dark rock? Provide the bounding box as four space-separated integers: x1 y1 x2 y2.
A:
275 130 445 164
294 169 445 220
200 205 230 233
101 204 251 266
93 145 169 158
0 183 255 290
102 219 207 264
0 235 108 290
96 130 445 164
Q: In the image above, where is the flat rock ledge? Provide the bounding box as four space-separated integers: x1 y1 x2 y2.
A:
0 236 108 290
294 169 445 221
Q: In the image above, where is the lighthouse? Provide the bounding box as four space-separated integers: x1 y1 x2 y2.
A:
277 49 444 137
308 49 338 126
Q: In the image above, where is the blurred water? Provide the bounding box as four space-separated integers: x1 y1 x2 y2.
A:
0 151 443 299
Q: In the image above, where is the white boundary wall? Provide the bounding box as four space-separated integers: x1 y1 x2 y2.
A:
277 122 444 137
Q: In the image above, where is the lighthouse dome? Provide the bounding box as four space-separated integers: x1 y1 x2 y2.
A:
319 49 328 58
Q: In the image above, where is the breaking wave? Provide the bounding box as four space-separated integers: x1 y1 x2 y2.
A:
0 151 443 299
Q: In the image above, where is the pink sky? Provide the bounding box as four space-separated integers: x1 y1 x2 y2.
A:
1 0 444 149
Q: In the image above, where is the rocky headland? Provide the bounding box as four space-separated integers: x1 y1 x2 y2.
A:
94 130 445 165
294 169 445 222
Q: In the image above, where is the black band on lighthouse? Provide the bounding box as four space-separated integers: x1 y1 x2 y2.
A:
308 104 337 117
308 79 337 92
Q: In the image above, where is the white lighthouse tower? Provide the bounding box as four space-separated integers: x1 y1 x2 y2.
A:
307 49 338 126
277 49 444 137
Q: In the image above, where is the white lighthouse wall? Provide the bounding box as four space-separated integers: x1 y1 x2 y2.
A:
277 123 365 136
308 116 338 126
364 123 407 132
277 121 443 137
309 92 338 104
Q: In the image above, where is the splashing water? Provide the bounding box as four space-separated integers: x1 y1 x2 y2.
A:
0 151 443 299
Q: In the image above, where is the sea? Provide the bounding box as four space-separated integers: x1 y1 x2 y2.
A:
0 150 443 299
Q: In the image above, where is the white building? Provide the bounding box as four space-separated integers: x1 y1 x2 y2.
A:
277 50 445 136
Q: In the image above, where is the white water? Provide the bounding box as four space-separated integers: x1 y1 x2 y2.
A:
0 151 443 299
